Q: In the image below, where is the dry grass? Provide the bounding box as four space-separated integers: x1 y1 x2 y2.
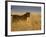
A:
11 13 41 31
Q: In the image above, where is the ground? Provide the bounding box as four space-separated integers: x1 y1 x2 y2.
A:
11 12 41 31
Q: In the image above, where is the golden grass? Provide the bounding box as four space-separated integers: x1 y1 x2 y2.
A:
11 13 41 31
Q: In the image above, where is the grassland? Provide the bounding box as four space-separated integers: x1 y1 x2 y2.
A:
11 12 41 31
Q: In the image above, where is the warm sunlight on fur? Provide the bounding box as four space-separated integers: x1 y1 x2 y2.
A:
11 12 41 31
